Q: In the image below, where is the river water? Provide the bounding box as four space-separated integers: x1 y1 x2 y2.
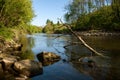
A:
25 33 120 80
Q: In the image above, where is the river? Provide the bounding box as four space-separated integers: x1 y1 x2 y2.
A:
24 33 120 80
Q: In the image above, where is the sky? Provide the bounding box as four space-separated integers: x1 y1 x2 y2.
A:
31 0 70 26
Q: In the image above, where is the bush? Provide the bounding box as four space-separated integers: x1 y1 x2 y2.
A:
0 27 14 39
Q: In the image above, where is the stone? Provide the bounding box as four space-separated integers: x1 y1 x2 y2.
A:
12 51 22 55
79 57 96 67
2 57 17 70
0 51 2 53
15 77 28 80
79 57 90 63
37 51 61 66
13 59 43 77
0 53 20 70
13 44 23 51
0 53 20 60
15 74 28 80
5 47 14 52
0 63 3 72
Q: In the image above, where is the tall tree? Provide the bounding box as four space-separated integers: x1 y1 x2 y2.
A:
0 0 34 27
64 0 113 23
111 0 120 21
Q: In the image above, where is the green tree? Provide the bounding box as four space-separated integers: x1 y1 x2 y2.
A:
64 0 111 24
43 19 54 33
0 0 34 27
64 0 120 31
111 0 120 21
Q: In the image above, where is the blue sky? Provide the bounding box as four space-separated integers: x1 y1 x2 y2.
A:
31 0 70 26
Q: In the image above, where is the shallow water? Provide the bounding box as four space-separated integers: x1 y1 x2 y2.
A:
26 33 120 80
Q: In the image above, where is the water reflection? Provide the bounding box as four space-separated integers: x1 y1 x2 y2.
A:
19 35 35 60
26 33 120 80
69 36 120 80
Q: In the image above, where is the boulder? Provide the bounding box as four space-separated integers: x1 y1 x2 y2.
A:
2 57 17 70
37 51 61 66
0 53 20 60
0 53 19 70
13 60 43 77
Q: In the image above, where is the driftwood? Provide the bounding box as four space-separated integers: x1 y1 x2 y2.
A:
59 19 104 57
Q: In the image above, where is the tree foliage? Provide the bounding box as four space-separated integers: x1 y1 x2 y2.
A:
43 19 67 33
64 0 120 31
43 19 54 33
0 0 41 39
111 0 120 21
0 0 34 27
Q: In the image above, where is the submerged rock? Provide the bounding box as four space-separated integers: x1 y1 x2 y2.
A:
13 59 43 77
79 57 96 68
37 51 61 66
78 56 111 68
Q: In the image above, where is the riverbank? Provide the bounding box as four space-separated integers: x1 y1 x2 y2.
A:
0 28 43 80
0 36 23 79
75 30 120 36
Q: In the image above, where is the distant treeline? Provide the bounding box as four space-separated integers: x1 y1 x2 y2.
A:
42 19 69 33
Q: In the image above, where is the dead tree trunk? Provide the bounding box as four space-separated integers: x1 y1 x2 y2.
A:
60 20 104 57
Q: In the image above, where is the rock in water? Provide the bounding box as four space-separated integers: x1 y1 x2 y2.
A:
79 57 96 68
13 60 43 77
37 51 61 66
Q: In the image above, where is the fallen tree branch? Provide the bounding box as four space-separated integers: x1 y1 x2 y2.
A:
59 19 105 57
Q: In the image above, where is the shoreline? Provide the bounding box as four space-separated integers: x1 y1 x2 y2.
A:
75 31 120 36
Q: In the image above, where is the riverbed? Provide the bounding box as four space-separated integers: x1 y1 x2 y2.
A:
25 33 120 80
